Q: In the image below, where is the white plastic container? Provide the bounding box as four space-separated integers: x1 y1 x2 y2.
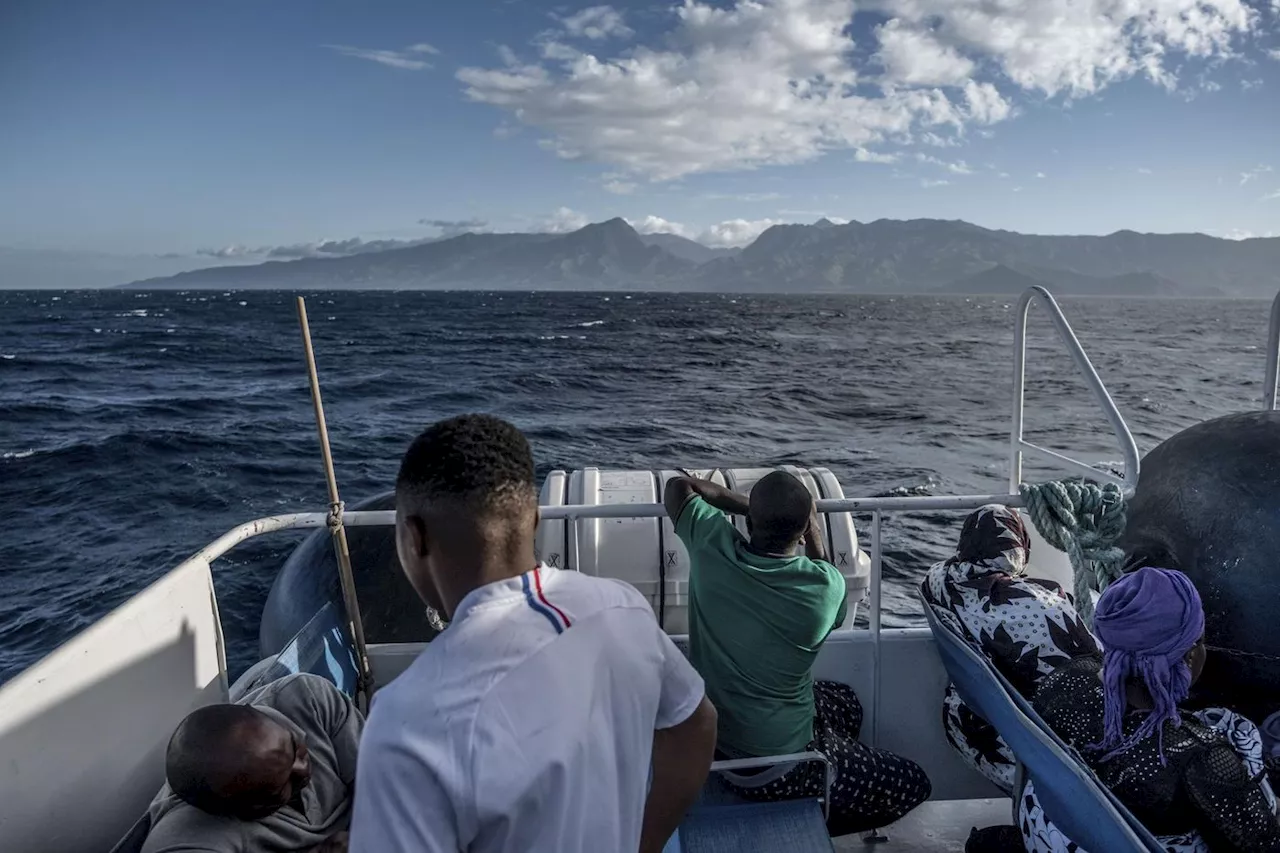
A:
533 466 873 632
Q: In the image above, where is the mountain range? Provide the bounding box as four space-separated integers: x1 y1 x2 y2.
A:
123 218 1280 297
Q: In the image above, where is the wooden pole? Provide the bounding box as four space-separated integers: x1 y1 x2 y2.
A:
295 297 373 710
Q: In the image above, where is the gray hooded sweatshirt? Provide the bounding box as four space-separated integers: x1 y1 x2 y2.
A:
141 673 363 853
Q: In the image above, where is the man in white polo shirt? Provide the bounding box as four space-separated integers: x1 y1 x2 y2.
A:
350 414 717 853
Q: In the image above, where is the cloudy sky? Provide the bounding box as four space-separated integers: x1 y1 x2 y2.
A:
2 0 1279 284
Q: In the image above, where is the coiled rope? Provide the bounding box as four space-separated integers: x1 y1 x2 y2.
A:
1018 480 1127 624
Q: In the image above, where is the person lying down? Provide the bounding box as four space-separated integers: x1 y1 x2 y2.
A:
141 673 362 853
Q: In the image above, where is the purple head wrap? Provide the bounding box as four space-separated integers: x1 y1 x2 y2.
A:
1091 567 1205 764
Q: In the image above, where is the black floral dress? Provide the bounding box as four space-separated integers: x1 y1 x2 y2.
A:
922 504 1099 793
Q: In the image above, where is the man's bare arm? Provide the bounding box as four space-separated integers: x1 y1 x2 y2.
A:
803 509 828 562
664 476 750 520
639 697 718 853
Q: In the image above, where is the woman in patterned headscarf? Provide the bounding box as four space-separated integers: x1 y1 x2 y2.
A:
922 504 1098 793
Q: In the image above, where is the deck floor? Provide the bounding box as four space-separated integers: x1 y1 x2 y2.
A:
835 798 1012 853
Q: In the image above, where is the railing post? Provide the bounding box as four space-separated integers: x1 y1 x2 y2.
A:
1266 292 1280 411
1010 294 1031 493
869 510 882 749
1011 287 1140 488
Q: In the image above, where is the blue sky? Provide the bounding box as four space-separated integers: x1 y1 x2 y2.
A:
2 0 1279 285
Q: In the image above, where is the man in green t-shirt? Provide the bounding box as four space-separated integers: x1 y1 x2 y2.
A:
664 471 930 836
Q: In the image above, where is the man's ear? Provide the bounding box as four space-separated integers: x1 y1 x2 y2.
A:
405 513 429 558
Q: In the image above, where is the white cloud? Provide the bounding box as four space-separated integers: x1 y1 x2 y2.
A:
1269 49 1280 61
854 148 901 164
1220 228 1278 239
628 214 785 247
1240 164 1274 185
325 43 437 71
921 178 951 188
876 19 974 86
538 207 592 233
197 229 466 261
701 192 785 201
997 171 1010 178
629 215 694 237
963 80 1013 124
1137 167 1153 174
1241 78 1264 90
197 245 258 259
1265 189 1280 201
919 131 962 147
865 0 1255 97
1012 186 1024 192
1035 171 1047 178
457 0 1258 182
458 0 972 181
603 179 638 194
698 218 784 248
420 218 489 237
561 6 634 40
916 153 973 173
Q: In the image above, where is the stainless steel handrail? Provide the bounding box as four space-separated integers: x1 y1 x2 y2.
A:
1266 292 1280 411
1010 286 1140 492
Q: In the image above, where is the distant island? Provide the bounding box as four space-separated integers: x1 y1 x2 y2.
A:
122 217 1280 297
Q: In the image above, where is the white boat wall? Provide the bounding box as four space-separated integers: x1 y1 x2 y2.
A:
6 285 1260 853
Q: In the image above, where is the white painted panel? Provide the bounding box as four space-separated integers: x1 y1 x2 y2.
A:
812 629 1002 802
535 470 569 571
569 469 661 584
656 470 727 634
1021 511 1076 591
0 558 229 852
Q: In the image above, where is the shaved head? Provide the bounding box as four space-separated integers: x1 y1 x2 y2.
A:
748 471 814 552
166 704 310 819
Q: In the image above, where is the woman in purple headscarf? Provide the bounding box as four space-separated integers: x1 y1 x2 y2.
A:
1021 567 1280 853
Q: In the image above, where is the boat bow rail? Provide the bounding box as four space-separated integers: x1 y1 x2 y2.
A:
1266 291 1280 411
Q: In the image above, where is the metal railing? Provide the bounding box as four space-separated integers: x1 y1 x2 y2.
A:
1266 292 1280 411
1010 287 1140 491
175 286 1138 750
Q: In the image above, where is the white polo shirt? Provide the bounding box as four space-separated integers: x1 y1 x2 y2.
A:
349 564 706 853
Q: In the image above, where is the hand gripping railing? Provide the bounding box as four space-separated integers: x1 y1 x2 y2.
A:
1010 287 1140 491
1265 292 1280 411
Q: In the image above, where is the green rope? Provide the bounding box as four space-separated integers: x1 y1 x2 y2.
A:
1018 480 1127 625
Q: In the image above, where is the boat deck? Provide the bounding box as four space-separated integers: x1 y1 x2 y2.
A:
836 798 1011 853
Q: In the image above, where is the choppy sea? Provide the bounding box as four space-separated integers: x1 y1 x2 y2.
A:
1 289 1272 685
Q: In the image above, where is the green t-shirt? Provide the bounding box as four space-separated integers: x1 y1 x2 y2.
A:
674 496 847 757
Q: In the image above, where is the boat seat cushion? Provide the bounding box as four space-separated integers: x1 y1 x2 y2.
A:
669 800 833 853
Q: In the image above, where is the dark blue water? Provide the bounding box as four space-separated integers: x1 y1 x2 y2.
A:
1 290 1272 685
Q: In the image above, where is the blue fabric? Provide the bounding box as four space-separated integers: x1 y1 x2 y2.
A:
920 590 1164 853
239 602 360 698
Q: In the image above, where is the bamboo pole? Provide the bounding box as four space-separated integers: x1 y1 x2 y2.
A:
295 297 373 711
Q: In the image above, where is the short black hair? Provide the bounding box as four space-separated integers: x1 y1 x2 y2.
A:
166 704 264 814
396 414 537 515
748 471 814 547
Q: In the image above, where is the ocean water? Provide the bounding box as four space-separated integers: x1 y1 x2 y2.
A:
1 289 1272 685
